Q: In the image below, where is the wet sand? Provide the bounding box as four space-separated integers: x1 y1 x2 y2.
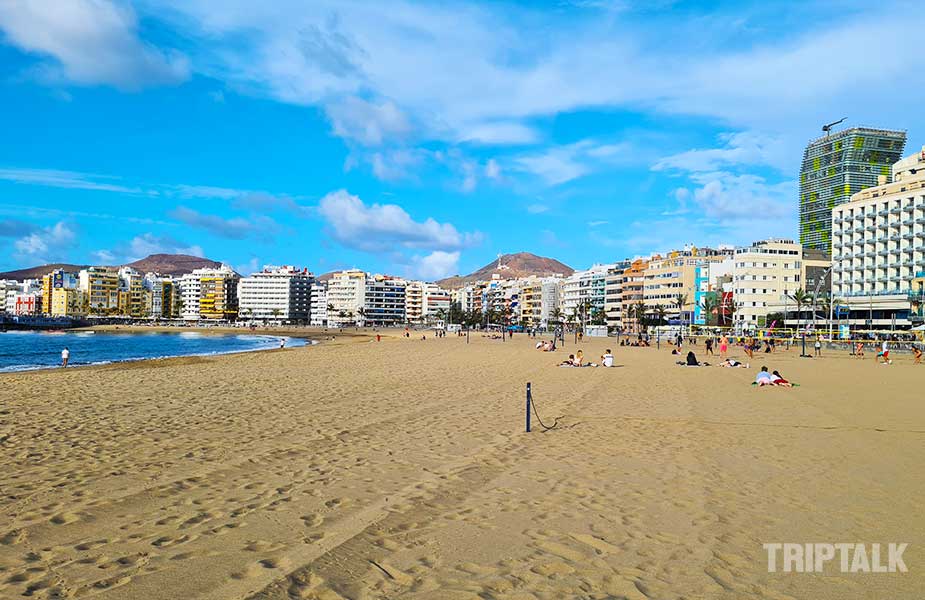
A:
1 333 922 599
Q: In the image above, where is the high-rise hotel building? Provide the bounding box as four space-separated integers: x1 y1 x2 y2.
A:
831 146 925 327
799 127 906 252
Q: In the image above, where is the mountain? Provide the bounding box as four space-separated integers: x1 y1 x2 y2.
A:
126 254 222 276
0 254 222 281
437 252 574 289
0 263 89 281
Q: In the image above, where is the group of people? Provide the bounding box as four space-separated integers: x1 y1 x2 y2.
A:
754 366 793 387
535 339 558 352
558 348 615 368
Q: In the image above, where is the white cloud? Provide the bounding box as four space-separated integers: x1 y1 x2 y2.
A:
652 131 790 174
370 149 425 181
0 0 189 89
14 221 77 264
458 122 539 145
484 158 501 179
92 233 205 265
317 189 481 253
689 171 795 222
0 167 151 194
515 147 591 186
127 233 204 259
527 204 549 214
409 250 460 281
326 96 412 146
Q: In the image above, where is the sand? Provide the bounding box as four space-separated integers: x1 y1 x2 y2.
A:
1 331 923 599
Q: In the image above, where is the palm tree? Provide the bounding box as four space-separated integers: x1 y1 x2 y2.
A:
551 307 563 328
789 289 809 327
633 301 646 333
654 305 667 327
356 307 367 326
701 296 718 327
675 293 688 332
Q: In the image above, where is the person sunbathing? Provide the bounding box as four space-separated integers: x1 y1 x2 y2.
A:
559 354 580 367
720 358 745 368
755 366 775 386
771 370 793 387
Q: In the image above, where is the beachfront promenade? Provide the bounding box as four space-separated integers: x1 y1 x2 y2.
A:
1 331 922 599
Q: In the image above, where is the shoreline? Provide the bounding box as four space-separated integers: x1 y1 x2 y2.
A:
0 327 372 376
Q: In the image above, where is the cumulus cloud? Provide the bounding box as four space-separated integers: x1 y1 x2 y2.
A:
326 96 412 146
0 0 189 89
13 221 77 264
91 233 204 265
408 250 460 281
688 171 795 222
317 189 481 253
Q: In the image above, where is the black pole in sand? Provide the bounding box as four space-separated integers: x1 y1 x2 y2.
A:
526 382 532 433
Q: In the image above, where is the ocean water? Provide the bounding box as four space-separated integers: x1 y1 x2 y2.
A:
0 330 308 372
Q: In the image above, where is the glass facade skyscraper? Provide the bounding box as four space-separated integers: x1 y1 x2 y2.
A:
799 127 906 252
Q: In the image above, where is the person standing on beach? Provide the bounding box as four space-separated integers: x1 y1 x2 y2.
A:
814 337 821 357
719 335 728 358
61 347 69 367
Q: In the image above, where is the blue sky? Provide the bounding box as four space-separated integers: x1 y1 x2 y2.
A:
1 0 922 279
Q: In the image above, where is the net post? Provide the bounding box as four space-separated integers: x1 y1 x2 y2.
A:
526 382 532 433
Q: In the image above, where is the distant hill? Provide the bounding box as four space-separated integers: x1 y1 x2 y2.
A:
437 252 573 289
126 254 222 276
0 254 222 280
0 263 88 281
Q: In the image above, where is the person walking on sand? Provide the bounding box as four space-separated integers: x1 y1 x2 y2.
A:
61 347 70 368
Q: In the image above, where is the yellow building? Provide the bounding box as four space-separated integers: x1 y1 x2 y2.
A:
41 269 79 315
117 267 146 317
643 248 731 322
620 258 649 332
200 271 239 320
50 288 85 317
79 267 120 315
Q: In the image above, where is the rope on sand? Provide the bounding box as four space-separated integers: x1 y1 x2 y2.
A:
526 382 561 432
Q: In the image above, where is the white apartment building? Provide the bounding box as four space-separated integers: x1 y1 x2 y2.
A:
643 247 732 325
143 273 175 319
604 261 631 332
238 266 313 323
832 146 925 328
310 282 328 327
327 269 366 326
732 239 804 329
177 272 203 321
560 264 611 324
452 285 480 314
405 281 451 324
520 276 561 329
365 275 407 326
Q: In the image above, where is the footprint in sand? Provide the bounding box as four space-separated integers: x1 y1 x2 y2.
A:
300 513 324 527
49 512 80 525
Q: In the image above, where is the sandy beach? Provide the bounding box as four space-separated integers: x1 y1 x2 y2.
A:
1 332 922 599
